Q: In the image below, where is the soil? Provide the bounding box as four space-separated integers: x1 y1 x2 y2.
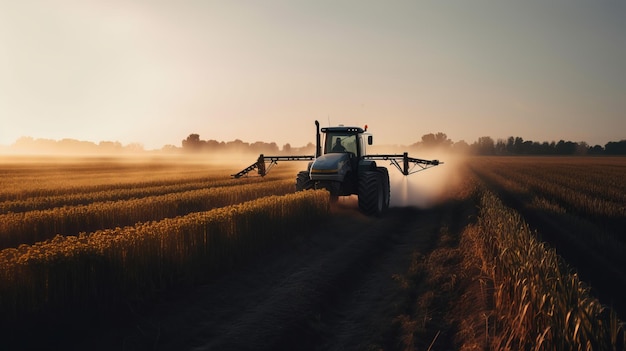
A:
33 195 475 351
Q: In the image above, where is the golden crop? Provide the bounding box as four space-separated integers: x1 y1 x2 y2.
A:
0 190 330 326
0 179 296 249
460 157 626 350
467 190 624 350
468 156 626 284
0 177 261 214
469 157 626 219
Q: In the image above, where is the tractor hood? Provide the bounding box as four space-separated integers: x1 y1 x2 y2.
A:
310 153 351 179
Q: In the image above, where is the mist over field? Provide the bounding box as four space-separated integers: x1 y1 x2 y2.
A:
388 151 465 209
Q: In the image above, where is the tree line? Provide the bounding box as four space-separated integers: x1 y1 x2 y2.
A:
181 133 315 155
6 137 146 154
182 132 626 156
4 133 624 156
466 136 626 155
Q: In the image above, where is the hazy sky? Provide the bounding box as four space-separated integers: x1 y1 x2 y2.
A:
1 0 625 150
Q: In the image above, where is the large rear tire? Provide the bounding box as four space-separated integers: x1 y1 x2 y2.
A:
377 167 390 211
295 171 313 191
358 171 384 216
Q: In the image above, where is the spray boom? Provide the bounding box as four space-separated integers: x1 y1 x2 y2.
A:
364 153 441 176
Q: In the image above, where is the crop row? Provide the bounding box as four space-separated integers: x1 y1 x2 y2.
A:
0 176 265 214
0 159 299 202
0 179 296 249
0 170 225 202
469 158 626 234
466 189 624 350
475 157 626 218
470 160 626 276
0 190 330 331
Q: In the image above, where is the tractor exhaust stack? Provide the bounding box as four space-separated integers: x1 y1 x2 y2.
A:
315 120 321 158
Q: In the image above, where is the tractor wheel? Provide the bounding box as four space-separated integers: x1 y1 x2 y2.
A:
377 167 390 211
295 171 313 191
358 171 384 216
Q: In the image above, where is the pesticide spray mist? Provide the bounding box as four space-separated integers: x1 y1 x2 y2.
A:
388 150 466 209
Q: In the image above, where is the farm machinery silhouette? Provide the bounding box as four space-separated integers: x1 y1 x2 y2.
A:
233 121 442 215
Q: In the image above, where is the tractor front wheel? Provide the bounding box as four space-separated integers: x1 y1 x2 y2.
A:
295 171 314 191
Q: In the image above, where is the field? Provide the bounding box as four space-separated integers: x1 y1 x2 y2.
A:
0 155 624 350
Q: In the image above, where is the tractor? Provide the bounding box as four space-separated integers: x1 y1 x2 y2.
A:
232 121 442 215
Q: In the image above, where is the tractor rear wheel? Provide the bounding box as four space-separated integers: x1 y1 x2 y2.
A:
295 171 314 191
358 171 384 216
377 167 390 211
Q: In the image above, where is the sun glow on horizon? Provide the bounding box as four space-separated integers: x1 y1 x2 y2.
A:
1 1 624 150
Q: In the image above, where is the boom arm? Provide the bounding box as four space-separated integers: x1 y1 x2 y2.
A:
232 154 315 178
364 152 442 175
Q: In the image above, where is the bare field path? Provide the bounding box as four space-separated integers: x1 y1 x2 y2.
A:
63 196 473 351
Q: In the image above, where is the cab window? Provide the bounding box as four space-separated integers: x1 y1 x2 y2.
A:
326 134 357 154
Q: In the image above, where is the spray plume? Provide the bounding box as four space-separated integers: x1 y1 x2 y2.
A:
387 150 466 209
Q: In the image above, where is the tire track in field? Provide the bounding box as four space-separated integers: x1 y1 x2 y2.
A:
77 201 447 351
200 207 442 351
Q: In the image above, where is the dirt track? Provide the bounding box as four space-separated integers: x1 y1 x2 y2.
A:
59 196 472 351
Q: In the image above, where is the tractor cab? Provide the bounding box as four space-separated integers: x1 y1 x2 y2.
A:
321 126 372 158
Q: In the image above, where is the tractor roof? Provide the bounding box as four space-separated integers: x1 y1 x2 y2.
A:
321 126 364 134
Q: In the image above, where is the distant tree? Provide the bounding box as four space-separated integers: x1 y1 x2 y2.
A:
282 143 292 154
576 141 589 155
555 140 577 155
291 142 315 155
473 136 496 155
12 136 37 152
226 139 250 154
514 137 524 154
182 134 203 152
98 141 123 153
421 132 452 149
605 140 626 155
452 140 470 154
124 143 145 153
205 139 222 152
161 144 180 153
495 139 507 155
539 141 552 155
589 145 604 155
250 141 279 154
506 136 515 154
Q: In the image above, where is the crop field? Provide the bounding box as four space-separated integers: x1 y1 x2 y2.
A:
0 157 329 342
468 157 626 314
463 156 626 350
0 155 624 350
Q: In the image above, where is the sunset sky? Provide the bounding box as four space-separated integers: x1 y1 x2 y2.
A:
1 1 625 150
